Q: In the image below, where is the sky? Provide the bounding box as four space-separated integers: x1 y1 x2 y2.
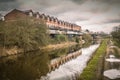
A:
0 0 120 33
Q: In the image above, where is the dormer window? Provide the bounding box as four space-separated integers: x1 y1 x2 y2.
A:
48 17 50 22
55 18 58 23
42 16 44 19
46 16 50 22
36 14 39 19
41 14 45 20
29 12 33 17
1 16 5 21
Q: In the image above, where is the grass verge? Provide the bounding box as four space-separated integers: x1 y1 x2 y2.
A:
78 39 107 80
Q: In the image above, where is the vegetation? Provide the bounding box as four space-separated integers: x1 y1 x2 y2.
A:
111 25 120 47
98 31 109 38
113 47 120 58
50 34 82 44
0 18 50 51
55 34 68 43
75 36 80 43
49 47 68 59
82 33 92 47
50 34 68 44
79 39 107 80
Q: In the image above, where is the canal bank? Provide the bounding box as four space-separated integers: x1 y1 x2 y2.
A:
41 42 77 51
79 40 107 80
79 39 120 80
0 42 77 58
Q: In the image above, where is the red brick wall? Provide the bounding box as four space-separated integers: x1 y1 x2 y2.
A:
4 9 28 21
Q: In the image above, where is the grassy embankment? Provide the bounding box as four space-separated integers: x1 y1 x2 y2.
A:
79 39 107 80
41 42 76 51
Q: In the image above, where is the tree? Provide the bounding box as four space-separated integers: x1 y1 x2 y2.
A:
111 25 120 47
82 33 93 46
0 18 50 51
54 34 68 43
75 36 80 43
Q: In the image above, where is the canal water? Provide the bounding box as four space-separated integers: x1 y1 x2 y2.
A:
41 44 100 80
0 44 81 80
0 44 99 80
0 50 49 80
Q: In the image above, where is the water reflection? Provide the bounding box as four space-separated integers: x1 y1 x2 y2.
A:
44 44 100 80
0 44 81 80
49 44 81 60
0 50 49 80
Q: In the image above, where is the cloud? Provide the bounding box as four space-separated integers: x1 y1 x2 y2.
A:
0 0 120 33
0 0 20 11
103 19 120 24
0 0 16 2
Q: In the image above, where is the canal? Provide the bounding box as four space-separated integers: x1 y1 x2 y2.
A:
0 43 99 80
41 44 100 80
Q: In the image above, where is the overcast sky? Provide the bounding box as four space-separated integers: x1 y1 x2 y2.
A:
0 0 120 33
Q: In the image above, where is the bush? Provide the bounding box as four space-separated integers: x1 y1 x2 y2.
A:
54 34 68 43
82 33 93 47
111 25 120 48
0 18 50 51
75 36 80 43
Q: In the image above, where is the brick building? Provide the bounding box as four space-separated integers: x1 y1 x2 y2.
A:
2 9 82 35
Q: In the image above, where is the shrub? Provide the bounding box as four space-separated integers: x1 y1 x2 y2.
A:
0 18 50 51
54 34 68 43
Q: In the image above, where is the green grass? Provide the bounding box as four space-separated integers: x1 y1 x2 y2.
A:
79 40 107 80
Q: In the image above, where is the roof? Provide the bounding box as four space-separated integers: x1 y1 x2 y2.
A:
23 9 33 13
23 9 33 15
4 9 26 17
33 12 40 17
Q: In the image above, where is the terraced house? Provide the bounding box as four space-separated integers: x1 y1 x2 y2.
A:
0 9 82 37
